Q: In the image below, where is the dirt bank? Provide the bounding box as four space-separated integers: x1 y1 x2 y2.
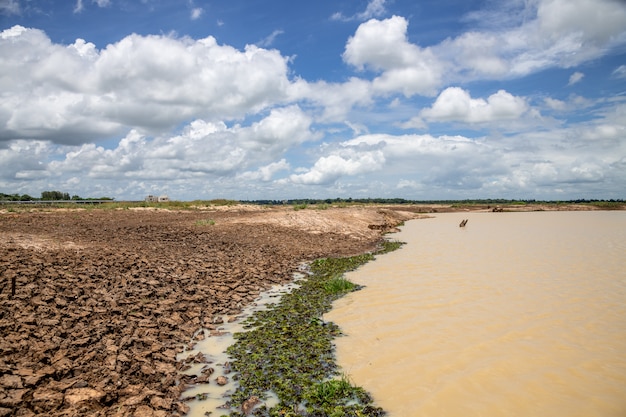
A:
0 205 418 417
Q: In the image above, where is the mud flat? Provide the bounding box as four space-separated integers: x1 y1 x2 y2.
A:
0 204 417 416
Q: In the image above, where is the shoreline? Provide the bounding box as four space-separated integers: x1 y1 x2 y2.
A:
325 210 626 417
1 203 623 416
0 204 414 416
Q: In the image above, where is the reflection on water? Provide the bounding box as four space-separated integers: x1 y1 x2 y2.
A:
325 211 626 417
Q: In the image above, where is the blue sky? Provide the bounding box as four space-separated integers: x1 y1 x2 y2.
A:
1 0 625 201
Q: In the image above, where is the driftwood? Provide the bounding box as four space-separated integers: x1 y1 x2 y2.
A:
459 219 468 227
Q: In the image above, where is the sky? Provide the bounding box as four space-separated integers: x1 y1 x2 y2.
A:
1 0 625 201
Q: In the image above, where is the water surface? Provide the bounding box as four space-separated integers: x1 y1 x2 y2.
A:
325 211 626 417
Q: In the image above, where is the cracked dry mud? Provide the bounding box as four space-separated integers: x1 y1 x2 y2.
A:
0 205 418 417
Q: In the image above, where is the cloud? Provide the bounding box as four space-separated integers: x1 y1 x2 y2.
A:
73 0 83 13
436 0 626 80
289 77 374 122
0 140 54 182
543 94 593 112
30 105 316 186
568 71 584 85
74 0 110 13
285 108 626 196
290 150 386 185
356 0 387 21
1 0 20 15
418 87 529 124
339 0 626 92
258 29 284 47
613 65 626 79
1 2 626 200
544 97 567 111
238 159 290 181
140 106 316 177
536 0 626 46
288 133 498 191
190 7 203 20
331 0 387 22
3 100 625 199
343 15 443 96
0 26 292 144
3 1 624 149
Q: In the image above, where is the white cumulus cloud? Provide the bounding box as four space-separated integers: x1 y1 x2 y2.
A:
343 15 443 96
419 87 529 124
437 0 626 81
0 26 292 144
290 150 385 185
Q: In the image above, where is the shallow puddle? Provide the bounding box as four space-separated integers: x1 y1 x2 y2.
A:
178 268 306 416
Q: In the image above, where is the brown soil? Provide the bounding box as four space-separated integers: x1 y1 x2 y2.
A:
0 205 419 417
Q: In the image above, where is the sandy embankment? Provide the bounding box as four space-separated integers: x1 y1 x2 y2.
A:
0 205 419 417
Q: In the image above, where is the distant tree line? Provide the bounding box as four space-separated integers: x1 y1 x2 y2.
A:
0 193 35 201
41 191 73 200
0 191 114 201
1 193 623 205
245 198 625 205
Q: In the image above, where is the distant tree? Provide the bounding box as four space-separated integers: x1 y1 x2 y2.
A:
41 191 71 200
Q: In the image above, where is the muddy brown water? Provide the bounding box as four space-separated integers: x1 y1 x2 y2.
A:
325 211 626 417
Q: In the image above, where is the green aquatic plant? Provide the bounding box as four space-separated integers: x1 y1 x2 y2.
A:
224 240 404 416
378 240 403 254
303 375 384 417
304 374 352 407
323 276 357 294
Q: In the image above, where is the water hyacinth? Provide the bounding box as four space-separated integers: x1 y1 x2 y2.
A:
224 241 403 416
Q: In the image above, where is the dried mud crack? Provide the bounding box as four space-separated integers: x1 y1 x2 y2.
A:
0 205 418 417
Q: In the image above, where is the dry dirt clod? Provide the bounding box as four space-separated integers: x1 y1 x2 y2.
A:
0 205 416 416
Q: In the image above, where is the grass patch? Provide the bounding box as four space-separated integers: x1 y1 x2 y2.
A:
378 240 403 254
293 203 308 211
223 241 403 416
302 374 379 417
194 219 215 226
324 276 357 295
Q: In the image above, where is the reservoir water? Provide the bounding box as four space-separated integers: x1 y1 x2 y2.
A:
325 211 626 417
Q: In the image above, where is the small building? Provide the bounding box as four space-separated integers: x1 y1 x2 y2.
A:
145 194 170 203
